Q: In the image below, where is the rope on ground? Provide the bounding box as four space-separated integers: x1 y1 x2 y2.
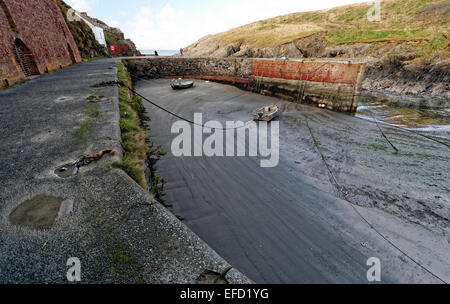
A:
127 72 449 149
99 76 447 282
302 113 447 284
369 113 399 153
387 123 450 148
98 80 255 131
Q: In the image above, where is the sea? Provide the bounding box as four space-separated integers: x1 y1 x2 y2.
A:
139 50 179 56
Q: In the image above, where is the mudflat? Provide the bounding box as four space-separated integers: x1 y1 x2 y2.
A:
137 78 450 283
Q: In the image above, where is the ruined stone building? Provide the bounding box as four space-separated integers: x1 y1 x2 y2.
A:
0 0 81 88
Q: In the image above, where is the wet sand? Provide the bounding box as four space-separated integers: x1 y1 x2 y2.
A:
136 78 450 283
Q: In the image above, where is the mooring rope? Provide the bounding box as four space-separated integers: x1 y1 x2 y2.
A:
368 112 399 152
384 123 450 148
128 70 449 149
99 79 255 131
100 74 447 282
302 113 447 284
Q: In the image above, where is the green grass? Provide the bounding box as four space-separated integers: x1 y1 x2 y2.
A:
92 18 107 26
103 226 146 283
327 27 430 44
151 145 166 157
428 35 447 51
105 31 119 45
0 78 29 91
75 97 102 141
75 118 93 142
199 0 449 53
113 61 149 189
84 103 100 118
150 175 163 199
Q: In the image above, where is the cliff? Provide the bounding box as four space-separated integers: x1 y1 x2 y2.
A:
84 14 138 56
184 0 449 99
57 0 137 58
56 0 107 59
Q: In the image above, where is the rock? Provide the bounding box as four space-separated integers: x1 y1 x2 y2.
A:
148 155 160 161
225 43 242 57
278 42 303 58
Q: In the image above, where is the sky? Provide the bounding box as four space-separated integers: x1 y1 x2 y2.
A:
66 0 371 50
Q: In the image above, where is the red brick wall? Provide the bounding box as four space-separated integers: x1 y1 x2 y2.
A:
252 59 362 85
0 0 81 86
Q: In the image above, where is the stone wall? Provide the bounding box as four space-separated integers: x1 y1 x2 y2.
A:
126 57 365 112
127 57 252 79
0 0 81 87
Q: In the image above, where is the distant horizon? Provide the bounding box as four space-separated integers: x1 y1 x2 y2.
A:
66 0 370 50
139 49 179 56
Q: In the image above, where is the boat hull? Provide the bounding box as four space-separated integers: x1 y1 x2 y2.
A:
253 105 280 122
171 81 194 90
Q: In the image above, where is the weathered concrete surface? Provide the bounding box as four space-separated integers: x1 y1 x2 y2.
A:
0 59 250 283
126 57 364 112
137 78 450 284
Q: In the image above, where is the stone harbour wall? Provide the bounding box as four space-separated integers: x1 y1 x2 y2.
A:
126 57 365 112
127 57 252 79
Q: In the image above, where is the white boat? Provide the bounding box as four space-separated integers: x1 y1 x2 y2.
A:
171 79 194 90
253 105 280 121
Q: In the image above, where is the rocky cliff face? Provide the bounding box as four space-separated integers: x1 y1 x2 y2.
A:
57 0 138 58
89 18 138 56
183 0 449 99
362 51 449 99
57 0 107 59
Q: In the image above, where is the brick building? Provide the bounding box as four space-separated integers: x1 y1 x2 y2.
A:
0 0 81 88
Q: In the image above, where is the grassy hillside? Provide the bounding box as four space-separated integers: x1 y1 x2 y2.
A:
184 0 449 98
222 0 447 45
186 0 449 59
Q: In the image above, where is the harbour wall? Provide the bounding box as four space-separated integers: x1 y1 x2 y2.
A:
125 57 365 112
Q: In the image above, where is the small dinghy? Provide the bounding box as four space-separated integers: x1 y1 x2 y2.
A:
253 105 280 122
171 79 194 90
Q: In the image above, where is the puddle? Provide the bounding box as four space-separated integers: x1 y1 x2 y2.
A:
55 96 68 103
9 195 63 230
54 163 76 178
87 94 106 102
197 270 229 284
31 130 56 143
357 96 450 140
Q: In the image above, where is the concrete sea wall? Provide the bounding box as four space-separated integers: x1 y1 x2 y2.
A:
126 57 365 112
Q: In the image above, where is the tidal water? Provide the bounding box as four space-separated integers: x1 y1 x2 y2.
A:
356 94 450 139
139 49 179 56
